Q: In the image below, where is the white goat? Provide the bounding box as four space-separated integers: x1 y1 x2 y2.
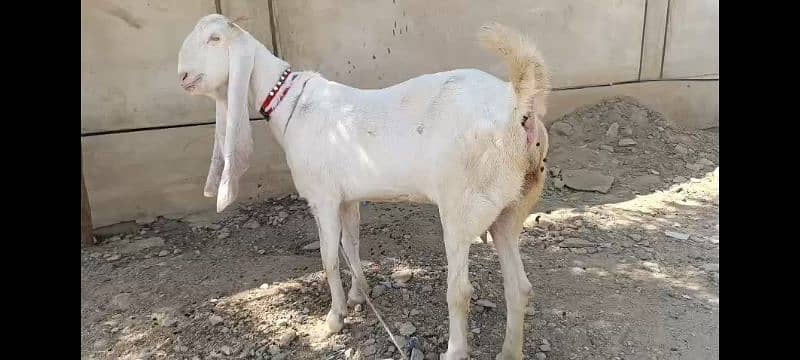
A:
178 14 550 360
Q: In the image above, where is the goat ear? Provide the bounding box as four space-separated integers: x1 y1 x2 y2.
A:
216 33 255 212
203 98 227 198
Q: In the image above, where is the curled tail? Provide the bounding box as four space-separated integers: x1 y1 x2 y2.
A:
478 22 551 120
479 23 550 173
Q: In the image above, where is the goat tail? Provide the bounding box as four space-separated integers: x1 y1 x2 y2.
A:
479 23 550 172
478 22 551 119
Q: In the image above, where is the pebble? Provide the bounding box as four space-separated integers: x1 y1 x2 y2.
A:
558 238 595 248
107 254 121 261
397 322 417 336
605 123 619 138
540 339 552 352
664 231 690 240
302 241 320 250
476 299 497 308
158 250 169 257
703 263 720 272
243 219 260 229
618 138 637 147
268 344 281 355
372 284 387 297
278 329 296 347
535 352 547 360
209 315 224 326
361 344 377 356
391 269 414 283
220 345 232 356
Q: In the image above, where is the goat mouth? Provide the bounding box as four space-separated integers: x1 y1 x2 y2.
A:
182 75 203 92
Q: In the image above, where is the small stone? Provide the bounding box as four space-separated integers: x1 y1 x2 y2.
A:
92 339 108 350
421 285 433 293
622 127 633 136
268 344 281 355
391 269 414 283
703 263 720 272
217 232 229 240
685 163 704 171
549 167 561 177
90 252 101 258
397 322 417 336
664 231 690 240
403 234 412 240
302 241 320 250
372 284 387 297
540 339 551 352
535 352 547 360
112 293 133 309
674 144 690 155
698 158 715 167
558 238 595 248
355 304 363 312
220 346 232 356
258 249 266 255
411 347 424 360
107 254 121 261
562 170 614 193
618 138 637 147
243 219 260 229
471 327 481 334
278 329 296 347
158 250 170 257
344 348 354 359
548 122 575 138
410 309 421 316
173 248 181 254
362 344 377 356
673 176 688 183
278 211 289 219
599 144 615 153
605 123 619 139
476 299 497 308
209 315 224 326
553 178 565 189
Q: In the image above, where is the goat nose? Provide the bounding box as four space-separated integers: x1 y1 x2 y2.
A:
179 72 189 82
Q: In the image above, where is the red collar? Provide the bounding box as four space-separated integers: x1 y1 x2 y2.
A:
259 68 297 120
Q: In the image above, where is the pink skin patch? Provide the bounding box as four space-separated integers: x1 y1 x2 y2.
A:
523 117 540 146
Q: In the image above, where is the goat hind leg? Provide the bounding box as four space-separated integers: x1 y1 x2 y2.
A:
492 174 545 360
340 201 366 306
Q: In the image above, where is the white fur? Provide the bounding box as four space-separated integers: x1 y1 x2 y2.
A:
179 15 550 360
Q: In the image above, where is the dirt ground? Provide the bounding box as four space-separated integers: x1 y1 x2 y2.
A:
81 98 719 360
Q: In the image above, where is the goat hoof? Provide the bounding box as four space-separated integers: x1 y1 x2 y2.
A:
325 309 345 334
347 290 366 306
441 350 469 360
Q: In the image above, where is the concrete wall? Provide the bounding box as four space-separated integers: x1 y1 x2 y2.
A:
81 0 719 227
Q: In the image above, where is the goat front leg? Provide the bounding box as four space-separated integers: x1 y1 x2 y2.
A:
340 201 366 306
441 220 474 360
312 201 348 334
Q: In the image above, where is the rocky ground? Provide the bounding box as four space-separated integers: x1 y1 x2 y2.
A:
81 98 719 360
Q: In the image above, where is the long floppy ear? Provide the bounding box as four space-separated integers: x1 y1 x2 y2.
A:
203 97 227 198
215 31 255 212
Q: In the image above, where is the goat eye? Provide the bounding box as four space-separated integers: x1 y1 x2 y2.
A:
208 35 220 43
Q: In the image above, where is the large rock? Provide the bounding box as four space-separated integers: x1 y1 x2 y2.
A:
562 170 615 193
